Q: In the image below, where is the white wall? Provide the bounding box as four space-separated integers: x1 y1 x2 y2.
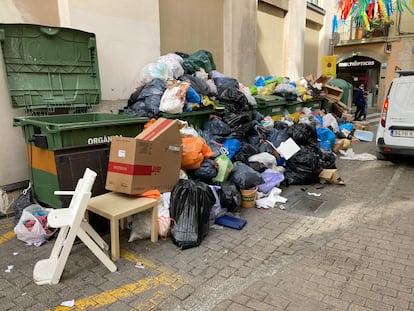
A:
0 48 27 186
65 0 160 101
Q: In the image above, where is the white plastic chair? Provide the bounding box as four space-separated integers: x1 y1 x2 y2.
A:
33 168 117 285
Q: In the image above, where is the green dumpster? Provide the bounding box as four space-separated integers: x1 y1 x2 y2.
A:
302 98 325 110
327 78 353 107
161 109 223 130
254 95 286 120
1 23 149 208
284 100 304 122
13 113 147 151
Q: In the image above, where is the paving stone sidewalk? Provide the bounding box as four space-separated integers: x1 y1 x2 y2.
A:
1 112 414 310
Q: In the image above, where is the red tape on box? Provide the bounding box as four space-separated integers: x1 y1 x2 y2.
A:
108 162 161 176
140 118 175 141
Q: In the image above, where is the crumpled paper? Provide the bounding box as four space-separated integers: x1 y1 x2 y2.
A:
339 148 377 161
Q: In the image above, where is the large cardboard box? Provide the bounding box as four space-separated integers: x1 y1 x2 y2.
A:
324 84 343 102
332 101 349 118
105 118 182 195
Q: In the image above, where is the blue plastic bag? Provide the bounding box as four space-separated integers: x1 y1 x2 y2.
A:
222 139 242 160
316 127 336 146
186 86 201 103
338 123 354 133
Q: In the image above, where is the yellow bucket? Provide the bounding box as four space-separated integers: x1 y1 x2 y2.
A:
240 188 257 208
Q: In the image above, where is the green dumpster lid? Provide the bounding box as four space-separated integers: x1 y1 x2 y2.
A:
0 23 101 114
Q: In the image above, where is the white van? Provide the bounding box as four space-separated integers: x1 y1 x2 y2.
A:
376 70 414 161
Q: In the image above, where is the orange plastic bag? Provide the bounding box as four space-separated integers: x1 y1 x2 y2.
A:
181 137 214 170
134 189 161 199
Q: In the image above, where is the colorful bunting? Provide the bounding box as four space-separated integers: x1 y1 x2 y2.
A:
337 0 414 28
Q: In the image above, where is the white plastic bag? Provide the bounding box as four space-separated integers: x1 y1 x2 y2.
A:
248 152 276 168
322 113 339 132
179 121 199 137
14 204 53 245
0 189 9 215
159 81 190 114
128 210 152 242
158 193 172 239
158 53 184 79
139 62 168 86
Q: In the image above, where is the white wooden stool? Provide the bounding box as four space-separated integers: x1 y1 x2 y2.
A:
87 192 159 261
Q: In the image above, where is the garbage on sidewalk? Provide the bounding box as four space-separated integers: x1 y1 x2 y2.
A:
100 49 383 251
9 48 378 253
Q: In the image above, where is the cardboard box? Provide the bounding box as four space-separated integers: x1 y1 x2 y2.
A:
332 101 349 118
135 118 181 143
105 118 182 195
319 169 345 185
324 84 343 102
352 120 370 131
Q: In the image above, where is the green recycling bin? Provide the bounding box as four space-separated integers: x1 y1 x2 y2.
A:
302 98 325 110
13 114 148 208
1 23 149 208
254 95 286 120
284 100 304 122
161 108 225 130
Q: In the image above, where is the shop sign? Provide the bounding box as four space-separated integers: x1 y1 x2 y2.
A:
322 55 337 77
338 60 375 68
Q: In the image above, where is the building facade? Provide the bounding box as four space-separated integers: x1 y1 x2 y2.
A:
334 9 414 110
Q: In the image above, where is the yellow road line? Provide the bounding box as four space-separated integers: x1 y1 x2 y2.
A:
0 231 15 244
48 250 186 311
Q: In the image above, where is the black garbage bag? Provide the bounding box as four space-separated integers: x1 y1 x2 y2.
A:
217 87 250 113
217 182 241 213
248 161 268 173
12 185 33 225
170 179 215 250
182 50 216 74
252 109 264 122
189 158 218 182
203 116 232 136
287 123 318 147
178 74 210 96
222 112 251 128
256 140 277 155
213 77 239 94
318 150 337 169
122 78 166 118
175 51 190 59
265 127 289 149
233 143 259 164
246 134 261 146
229 161 264 190
127 85 145 106
284 146 322 185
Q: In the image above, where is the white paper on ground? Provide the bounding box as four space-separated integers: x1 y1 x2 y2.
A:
60 300 75 307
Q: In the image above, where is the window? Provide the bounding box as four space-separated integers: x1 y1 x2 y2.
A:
308 0 321 7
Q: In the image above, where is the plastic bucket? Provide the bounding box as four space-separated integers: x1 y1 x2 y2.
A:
240 188 257 208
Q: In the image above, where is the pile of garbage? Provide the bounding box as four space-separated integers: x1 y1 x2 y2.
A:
120 50 377 250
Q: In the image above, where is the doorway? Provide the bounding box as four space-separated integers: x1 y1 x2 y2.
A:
336 55 380 107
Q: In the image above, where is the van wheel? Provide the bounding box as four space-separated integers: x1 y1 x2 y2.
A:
376 151 389 161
